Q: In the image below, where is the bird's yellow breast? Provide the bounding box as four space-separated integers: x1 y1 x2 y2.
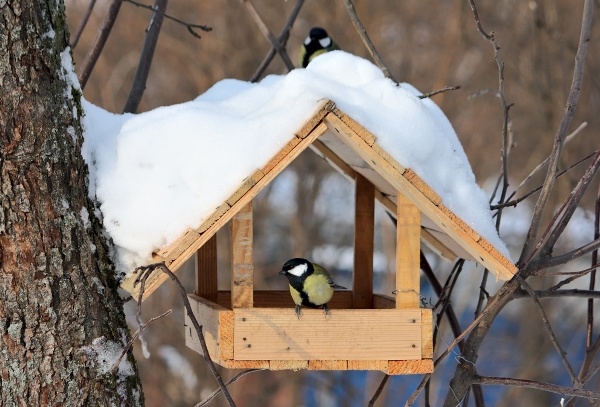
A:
303 273 334 306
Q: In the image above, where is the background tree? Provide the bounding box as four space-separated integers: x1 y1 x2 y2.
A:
0 1 143 405
28 0 600 405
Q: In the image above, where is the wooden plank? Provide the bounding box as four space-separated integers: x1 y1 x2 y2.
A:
195 234 218 302
309 140 357 181
396 194 421 309
330 107 377 145
308 360 348 371
233 308 422 360
220 359 270 369
347 360 389 371
295 99 335 138
197 202 231 233
216 290 353 309
185 295 234 362
403 169 442 206
420 227 457 262
373 293 395 309
387 359 433 375
226 170 264 207
323 111 516 280
353 174 374 309
421 309 433 359
269 360 308 371
231 202 253 308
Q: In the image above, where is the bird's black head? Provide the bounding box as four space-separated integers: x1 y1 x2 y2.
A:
278 258 314 281
302 27 334 69
308 27 328 41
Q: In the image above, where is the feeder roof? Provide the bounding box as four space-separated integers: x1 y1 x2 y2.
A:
81 51 516 299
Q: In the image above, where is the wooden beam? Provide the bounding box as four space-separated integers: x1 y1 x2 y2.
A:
231 202 254 308
353 174 374 308
233 308 422 360
195 234 218 303
396 193 421 308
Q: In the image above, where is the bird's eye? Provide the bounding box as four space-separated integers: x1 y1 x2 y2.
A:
318 37 332 48
304 36 312 46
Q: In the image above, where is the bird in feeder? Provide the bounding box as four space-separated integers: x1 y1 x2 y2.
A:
298 27 339 68
278 258 346 318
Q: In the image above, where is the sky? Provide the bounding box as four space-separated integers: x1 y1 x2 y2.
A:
81 50 510 277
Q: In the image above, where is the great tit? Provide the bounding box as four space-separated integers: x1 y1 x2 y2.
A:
278 258 346 318
298 27 339 68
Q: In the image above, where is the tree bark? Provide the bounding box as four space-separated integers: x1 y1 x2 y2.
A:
0 2 143 405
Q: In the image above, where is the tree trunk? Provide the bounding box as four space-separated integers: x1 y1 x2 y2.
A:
0 2 143 405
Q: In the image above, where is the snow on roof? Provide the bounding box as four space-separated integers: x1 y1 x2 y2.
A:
82 51 510 277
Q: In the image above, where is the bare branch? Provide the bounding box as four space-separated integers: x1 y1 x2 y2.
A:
110 309 172 374
241 0 295 71
78 0 124 89
195 369 265 407
71 0 97 49
418 85 461 99
250 0 305 82
519 0 595 266
134 263 237 407
124 0 212 38
343 0 397 83
535 151 600 258
368 374 389 407
540 238 600 270
123 0 168 114
517 276 578 382
491 151 597 210
511 122 587 196
471 375 600 400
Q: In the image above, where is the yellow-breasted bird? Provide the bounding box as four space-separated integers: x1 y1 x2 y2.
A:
278 258 346 318
298 27 339 68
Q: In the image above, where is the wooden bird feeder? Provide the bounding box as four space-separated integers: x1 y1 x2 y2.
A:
120 100 516 375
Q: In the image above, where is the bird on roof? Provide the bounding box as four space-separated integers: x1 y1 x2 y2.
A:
298 27 340 68
278 258 346 318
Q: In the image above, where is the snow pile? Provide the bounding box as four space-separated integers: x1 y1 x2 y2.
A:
82 51 510 277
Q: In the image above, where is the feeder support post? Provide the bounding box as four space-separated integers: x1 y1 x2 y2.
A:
195 234 218 303
231 202 254 308
353 173 375 308
396 193 421 308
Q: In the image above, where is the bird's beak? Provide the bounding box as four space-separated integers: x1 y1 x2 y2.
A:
278 270 285 276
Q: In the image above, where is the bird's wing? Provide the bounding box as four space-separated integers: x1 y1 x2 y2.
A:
313 263 347 290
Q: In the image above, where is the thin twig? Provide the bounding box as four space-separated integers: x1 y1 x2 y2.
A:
343 0 397 83
124 0 211 38
123 0 168 113
419 85 461 99
249 0 305 81
71 0 97 49
134 263 237 407
471 375 600 400
79 0 124 89
368 374 389 407
241 0 294 71
110 308 172 373
518 0 595 266
195 369 265 407
517 276 578 383
534 151 600 258
491 151 597 210
510 122 587 197
514 289 600 299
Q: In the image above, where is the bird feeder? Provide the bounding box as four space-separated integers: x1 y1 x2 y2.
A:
120 100 516 374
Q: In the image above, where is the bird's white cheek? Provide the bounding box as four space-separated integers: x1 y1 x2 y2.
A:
288 263 308 277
